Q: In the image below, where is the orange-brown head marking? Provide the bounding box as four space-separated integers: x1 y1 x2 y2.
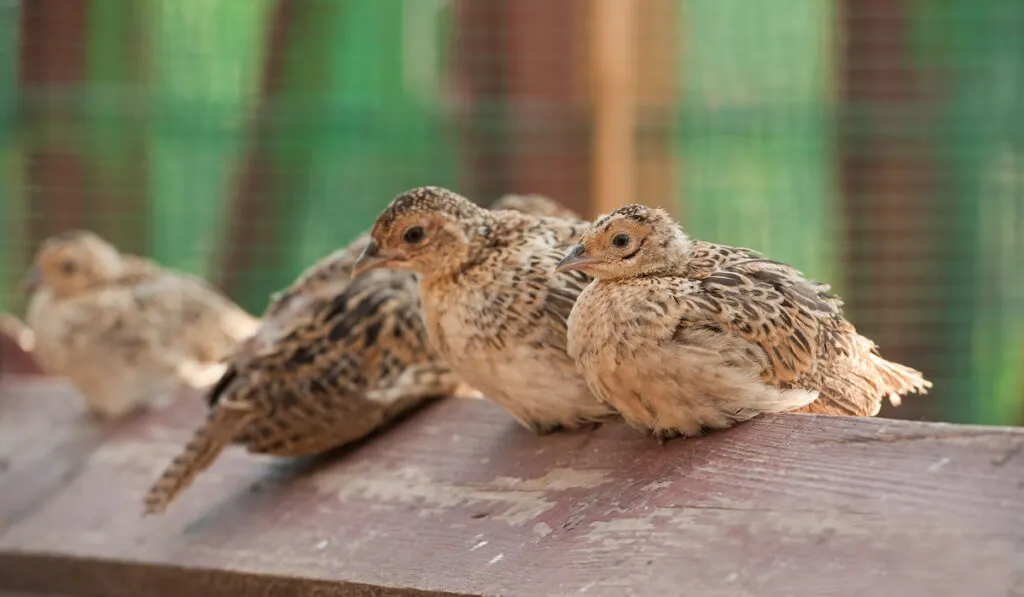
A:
555 204 690 279
24 230 126 297
353 186 486 278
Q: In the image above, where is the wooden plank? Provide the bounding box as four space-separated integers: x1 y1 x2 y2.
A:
0 376 1022 597
589 0 636 214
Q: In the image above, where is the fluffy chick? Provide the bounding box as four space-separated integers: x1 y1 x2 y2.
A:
144 193 577 514
353 186 615 435
558 204 932 440
21 231 259 419
489 193 582 221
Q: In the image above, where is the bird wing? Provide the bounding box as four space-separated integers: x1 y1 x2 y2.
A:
207 267 438 417
119 271 258 370
262 234 371 322
684 240 762 276
672 258 843 384
530 220 593 353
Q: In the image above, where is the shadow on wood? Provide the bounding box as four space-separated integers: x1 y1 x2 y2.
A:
0 333 41 376
0 376 1021 597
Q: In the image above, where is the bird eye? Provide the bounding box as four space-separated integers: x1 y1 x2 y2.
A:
611 233 630 249
402 226 425 245
60 260 77 275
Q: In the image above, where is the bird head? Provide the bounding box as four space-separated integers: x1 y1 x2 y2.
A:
489 193 581 221
24 230 126 298
555 204 691 279
353 186 486 279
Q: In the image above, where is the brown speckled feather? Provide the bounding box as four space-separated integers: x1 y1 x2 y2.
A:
21 231 258 419
357 187 614 435
144 194 575 514
565 205 931 440
675 254 929 416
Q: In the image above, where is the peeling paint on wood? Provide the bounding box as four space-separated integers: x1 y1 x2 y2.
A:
0 376 1022 597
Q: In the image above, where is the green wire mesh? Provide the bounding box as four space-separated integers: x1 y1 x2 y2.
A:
1 0 1021 425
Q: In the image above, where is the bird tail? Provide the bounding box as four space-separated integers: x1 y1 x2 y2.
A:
865 352 932 407
143 400 255 515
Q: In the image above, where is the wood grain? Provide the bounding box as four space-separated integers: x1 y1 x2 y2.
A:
0 376 1022 597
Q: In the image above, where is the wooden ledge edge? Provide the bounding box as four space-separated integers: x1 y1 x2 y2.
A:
0 552 474 597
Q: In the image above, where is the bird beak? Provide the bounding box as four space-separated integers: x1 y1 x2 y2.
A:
555 244 597 273
352 241 397 278
20 267 41 295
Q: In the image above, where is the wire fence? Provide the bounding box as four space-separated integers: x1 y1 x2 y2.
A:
1 0 1022 425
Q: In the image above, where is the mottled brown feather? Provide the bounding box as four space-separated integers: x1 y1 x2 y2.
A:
143 194 578 514
566 205 931 439
362 187 613 435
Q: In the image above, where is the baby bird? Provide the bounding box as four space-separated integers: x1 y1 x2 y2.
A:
20 231 259 419
353 186 615 435
557 204 932 440
489 193 582 221
144 193 576 514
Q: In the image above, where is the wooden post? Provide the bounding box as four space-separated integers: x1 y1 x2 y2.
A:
451 1 509 204
590 0 636 215
505 0 592 216
839 0 943 421
219 0 296 306
18 0 91 246
633 0 677 212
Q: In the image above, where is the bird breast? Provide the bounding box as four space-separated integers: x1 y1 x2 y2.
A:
572 279 678 351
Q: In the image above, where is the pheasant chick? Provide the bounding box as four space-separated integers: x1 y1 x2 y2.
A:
354 186 615 435
557 204 931 441
21 231 258 419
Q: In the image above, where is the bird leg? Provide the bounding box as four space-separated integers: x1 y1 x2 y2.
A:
523 420 564 436
654 428 682 446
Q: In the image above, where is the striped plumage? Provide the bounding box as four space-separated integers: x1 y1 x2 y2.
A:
559 204 932 441
354 187 615 435
143 193 577 514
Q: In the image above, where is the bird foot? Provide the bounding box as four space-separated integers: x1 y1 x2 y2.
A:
526 421 563 436
654 429 682 446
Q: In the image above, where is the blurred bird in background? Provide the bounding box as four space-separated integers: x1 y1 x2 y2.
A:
12 230 259 419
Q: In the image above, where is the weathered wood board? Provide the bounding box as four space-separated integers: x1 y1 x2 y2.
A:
0 376 1022 597
0 333 41 376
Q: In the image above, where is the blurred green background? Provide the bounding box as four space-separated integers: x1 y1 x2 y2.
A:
0 0 1021 426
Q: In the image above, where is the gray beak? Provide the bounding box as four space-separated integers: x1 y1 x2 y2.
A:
555 244 598 273
352 241 395 278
